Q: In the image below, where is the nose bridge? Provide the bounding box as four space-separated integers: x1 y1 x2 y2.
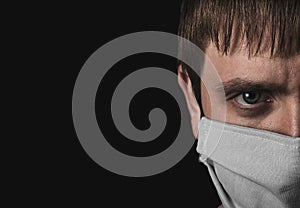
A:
281 97 300 137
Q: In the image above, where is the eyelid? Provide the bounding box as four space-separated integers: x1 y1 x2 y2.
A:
224 89 276 117
230 91 273 109
235 93 266 105
225 89 273 100
218 79 287 97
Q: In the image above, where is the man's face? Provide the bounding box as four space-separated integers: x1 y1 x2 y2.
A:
200 44 300 137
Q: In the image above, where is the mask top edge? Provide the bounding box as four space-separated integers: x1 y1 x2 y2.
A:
199 117 300 146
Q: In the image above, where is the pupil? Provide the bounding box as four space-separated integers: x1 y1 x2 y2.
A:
243 92 260 104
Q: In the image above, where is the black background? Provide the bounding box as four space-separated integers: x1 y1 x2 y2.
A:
20 0 221 207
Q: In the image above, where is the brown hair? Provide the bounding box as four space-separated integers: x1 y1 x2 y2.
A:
178 0 300 106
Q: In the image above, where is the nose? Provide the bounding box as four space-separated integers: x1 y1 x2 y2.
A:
275 98 300 137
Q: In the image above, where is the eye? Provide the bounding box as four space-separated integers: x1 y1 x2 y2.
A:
236 92 262 105
234 91 273 106
228 90 275 117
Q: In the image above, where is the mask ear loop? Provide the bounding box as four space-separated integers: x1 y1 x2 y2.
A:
198 119 232 208
198 135 233 208
206 161 234 208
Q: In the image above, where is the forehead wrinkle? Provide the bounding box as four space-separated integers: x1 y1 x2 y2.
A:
277 55 300 90
204 44 300 94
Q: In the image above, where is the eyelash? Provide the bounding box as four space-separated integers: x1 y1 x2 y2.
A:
228 91 273 111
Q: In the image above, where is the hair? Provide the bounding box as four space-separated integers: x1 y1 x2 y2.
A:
178 0 300 106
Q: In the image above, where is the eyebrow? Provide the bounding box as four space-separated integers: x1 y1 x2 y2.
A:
215 78 287 96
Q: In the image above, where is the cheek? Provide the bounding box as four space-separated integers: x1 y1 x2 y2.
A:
200 81 210 116
226 104 300 137
201 80 228 121
200 81 212 117
220 100 274 129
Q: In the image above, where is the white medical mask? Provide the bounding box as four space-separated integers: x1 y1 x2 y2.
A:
197 117 300 208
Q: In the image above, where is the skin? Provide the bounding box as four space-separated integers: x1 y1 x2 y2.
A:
179 44 300 139
178 44 300 208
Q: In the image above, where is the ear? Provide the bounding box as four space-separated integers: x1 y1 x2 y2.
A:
178 65 201 139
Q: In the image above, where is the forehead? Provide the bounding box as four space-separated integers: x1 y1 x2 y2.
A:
203 44 300 88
